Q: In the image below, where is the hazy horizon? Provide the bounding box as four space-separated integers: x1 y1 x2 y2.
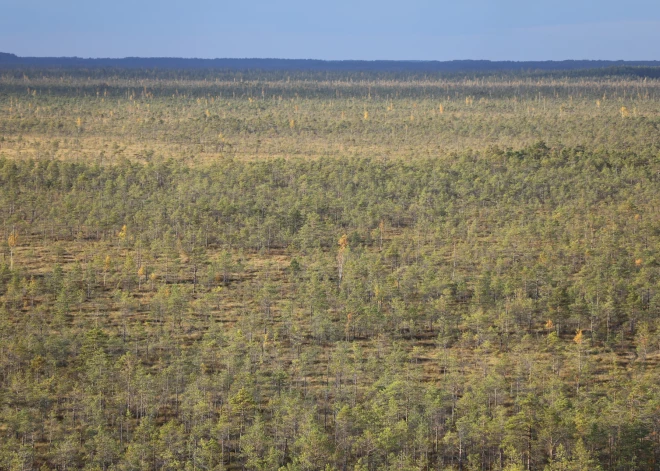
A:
4 53 659 62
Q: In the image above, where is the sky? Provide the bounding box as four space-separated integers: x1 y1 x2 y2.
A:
1 0 659 60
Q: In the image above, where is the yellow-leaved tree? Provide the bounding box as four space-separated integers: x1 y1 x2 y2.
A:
118 225 127 248
137 266 145 290
7 230 18 270
337 234 349 287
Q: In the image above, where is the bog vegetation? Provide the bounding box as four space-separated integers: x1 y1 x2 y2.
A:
1 67 660 470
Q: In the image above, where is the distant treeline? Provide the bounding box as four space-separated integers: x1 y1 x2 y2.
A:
2 51 660 75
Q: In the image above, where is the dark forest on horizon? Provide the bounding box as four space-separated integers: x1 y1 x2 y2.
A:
2 52 660 74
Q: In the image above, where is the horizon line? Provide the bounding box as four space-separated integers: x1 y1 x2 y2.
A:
2 52 660 63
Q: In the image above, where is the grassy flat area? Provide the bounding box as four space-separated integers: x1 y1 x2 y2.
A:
2 73 660 164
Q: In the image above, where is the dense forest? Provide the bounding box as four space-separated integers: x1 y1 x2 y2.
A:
2 53 660 72
1 67 660 470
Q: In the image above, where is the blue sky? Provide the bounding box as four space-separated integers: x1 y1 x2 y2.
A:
1 0 659 60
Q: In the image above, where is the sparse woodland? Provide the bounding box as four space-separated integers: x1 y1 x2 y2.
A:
1 68 660 470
